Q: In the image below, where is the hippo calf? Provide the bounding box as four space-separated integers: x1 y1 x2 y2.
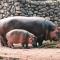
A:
6 29 37 48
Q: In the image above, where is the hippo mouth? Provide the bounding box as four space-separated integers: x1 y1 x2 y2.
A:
50 35 58 41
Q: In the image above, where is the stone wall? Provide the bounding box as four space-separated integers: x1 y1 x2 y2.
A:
0 0 60 26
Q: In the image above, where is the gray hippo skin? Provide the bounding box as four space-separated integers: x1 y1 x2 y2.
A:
0 16 58 47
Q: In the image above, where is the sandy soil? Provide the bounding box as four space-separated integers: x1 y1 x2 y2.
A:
0 47 60 60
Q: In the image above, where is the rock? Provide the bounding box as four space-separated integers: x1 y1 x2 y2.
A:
0 14 3 19
15 6 20 10
0 10 4 14
14 2 20 6
0 0 59 24
28 11 33 15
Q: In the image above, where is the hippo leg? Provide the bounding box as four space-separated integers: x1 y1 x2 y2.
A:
38 41 43 48
28 44 33 48
0 35 4 46
37 37 43 47
26 43 28 48
32 40 37 48
32 37 43 48
22 43 24 47
21 43 28 48
7 41 14 48
1 35 8 47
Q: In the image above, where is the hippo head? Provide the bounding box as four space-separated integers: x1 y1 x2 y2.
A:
44 20 58 41
49 26 58 41
28 33 37 47
28 33 37 43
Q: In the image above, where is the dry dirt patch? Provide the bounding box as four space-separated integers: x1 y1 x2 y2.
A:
0 47 60 60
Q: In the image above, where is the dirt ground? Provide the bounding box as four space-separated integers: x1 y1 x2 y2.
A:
0 40 60 60
0 47 60 60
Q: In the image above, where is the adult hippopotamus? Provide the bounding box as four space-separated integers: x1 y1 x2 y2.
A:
0 16 58 47
6 29 37 48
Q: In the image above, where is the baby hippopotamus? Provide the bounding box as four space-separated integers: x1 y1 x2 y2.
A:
6 29 37 48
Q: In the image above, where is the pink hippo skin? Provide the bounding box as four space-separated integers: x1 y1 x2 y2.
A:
6 29 37 48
